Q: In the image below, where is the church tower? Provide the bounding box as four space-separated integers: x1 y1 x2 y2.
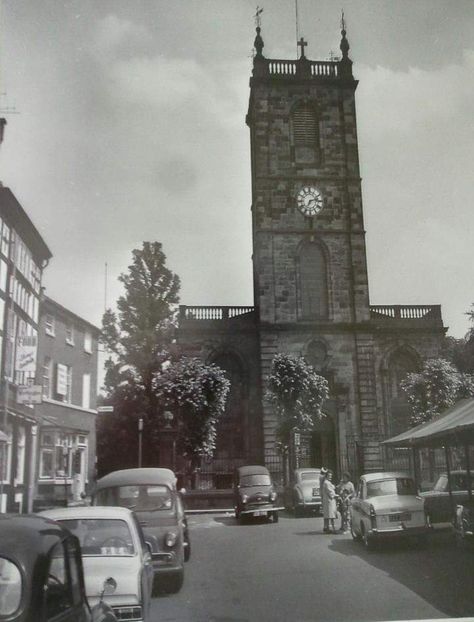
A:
246 22 373 473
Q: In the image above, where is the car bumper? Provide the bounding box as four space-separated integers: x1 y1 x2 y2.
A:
369 526 429 539
296 500 321 509
151 551 183 574
240 505 284 516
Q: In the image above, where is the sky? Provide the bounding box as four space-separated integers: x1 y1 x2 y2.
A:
0 0 472 339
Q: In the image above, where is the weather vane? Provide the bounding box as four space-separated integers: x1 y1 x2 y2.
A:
254 5 263 28
341 9 346 32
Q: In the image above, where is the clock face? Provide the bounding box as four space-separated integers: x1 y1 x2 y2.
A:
296 186 323 217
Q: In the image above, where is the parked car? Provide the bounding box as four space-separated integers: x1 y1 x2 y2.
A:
421 470 474 525
284 468 322 516
40 506 153 621
233 465 283 523
92 467 189 593
350 472 429 549
0 514 117 622
453 499 474 548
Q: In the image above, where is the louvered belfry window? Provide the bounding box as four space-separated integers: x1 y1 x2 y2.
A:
292 102 320 164
298 242 328 319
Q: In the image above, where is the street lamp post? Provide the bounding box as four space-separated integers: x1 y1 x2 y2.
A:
0 430 8 513
138 418 144 467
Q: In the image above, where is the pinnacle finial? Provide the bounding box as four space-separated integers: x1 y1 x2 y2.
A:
253 6 264 59
340 10 350 59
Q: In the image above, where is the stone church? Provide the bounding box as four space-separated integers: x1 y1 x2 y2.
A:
177 23 446 486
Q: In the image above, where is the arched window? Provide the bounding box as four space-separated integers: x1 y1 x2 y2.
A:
305 340 327 373
210 352 246 459
387 349 419 435
291 101 321 164
297 242 328 320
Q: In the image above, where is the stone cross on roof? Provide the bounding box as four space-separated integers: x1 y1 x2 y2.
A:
297 37 307 59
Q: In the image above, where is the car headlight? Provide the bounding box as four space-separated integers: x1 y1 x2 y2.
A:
165 531 178 548
269 491 277 502
241 494 248 504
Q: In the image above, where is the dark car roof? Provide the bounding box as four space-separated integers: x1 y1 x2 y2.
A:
95 467 177 490
237 465 270 476
0 514 68 563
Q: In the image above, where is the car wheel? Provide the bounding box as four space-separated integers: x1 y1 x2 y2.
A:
184 538 191 562
294 505 302 518
361 524 374 550
350 520 361 541
272 511 279 523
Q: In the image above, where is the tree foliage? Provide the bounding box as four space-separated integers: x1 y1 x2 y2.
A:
154 358 230 465
266 354 329 442
400 358 474 426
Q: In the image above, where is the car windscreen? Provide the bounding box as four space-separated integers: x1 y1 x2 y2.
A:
58 518 135 556
240 474 271 487
96 484 173 511
300 472 320 481
367 477 416 497
0 557 22 616
433 475 448 492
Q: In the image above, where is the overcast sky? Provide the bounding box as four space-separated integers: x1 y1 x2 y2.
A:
0 0 472 339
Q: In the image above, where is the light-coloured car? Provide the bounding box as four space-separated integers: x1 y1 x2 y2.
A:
421 470 474 525
40 506 154 622
284 468 322 516
350 472 429 549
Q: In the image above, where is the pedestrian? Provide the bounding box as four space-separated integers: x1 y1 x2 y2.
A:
337 471 355 533
322 469 338 533
319 467 328 531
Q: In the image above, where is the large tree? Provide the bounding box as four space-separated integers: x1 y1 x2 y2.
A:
99 242 180 472
401 358 474 427
266 354 329 445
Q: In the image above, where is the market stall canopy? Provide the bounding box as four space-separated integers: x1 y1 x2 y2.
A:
382 398 474 448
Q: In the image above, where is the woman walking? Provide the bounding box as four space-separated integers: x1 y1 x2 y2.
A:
322 469 338 533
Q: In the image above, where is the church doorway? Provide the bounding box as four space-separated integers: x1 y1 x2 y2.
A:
299 414 337 475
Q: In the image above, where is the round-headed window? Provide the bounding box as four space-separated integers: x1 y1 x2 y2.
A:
0 557 22 616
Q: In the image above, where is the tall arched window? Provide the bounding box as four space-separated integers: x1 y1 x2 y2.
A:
210 352 246 459
387 349 419 435
291 101 321 165
297 242 328 320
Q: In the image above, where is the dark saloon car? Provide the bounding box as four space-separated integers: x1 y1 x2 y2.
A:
0 514 117 622
284 468 322 516
421 470 474 525
93 467 189 594
233 465 283 523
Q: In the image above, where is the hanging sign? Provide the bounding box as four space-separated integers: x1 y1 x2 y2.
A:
15 335 37 374
17 384 43 404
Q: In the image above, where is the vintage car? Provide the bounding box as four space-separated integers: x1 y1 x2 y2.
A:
0 514 117 622
284 467 322 516
350 472 429 549
233 465 283 523
41 506 154 622
421 470 474 525
453 499 474 548
92 467 189 593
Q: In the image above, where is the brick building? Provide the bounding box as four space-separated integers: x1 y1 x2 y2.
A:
177 25 446 484
0 185 52 513
34 296 100 508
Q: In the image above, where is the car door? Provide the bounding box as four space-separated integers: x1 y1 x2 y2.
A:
350 478 363 533
132 514 153 617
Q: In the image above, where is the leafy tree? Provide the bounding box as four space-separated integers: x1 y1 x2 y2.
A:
154 357 230 468
400 358 474 426
266 354 329 443
98 242 180 472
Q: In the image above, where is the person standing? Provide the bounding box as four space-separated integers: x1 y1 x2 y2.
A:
319 468 328 532
337 471 355 533
322 469 338 533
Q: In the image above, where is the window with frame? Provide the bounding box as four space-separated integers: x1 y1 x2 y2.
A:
297 242 328 319
56 363 72 403
0 430 12 484
1 221 10 258
45 314 55 336
42 356 53 399
83 330 92 354
0 259 7 292
14 427 25 485
82 373 91 409
65 324 74 346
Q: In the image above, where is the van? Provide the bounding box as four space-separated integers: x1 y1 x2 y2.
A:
92 468 190 593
